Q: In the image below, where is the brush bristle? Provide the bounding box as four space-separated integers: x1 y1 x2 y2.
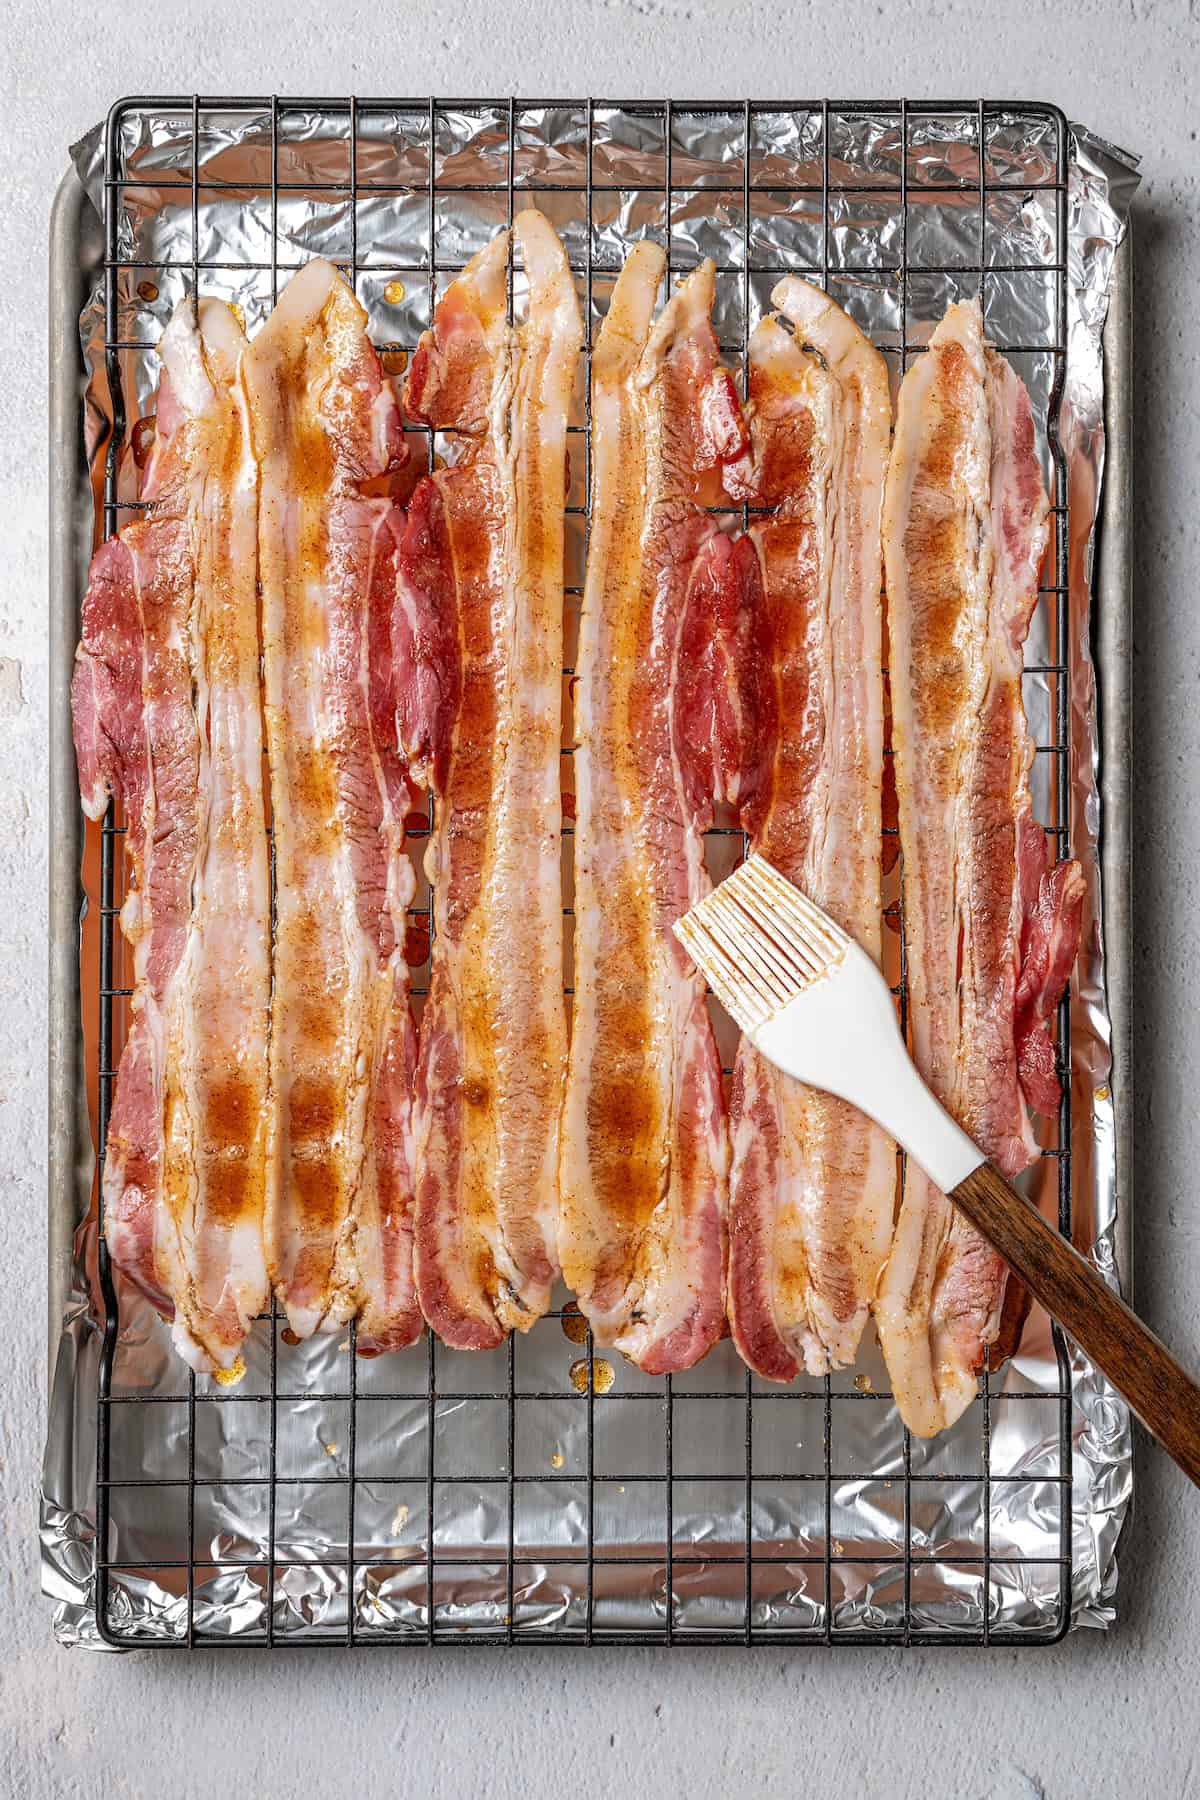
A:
673 854 849 1032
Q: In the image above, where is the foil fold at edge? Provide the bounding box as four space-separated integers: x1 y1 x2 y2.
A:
1057 120 1140 1630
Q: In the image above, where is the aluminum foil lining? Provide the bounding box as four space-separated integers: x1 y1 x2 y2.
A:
45 104 1138 1648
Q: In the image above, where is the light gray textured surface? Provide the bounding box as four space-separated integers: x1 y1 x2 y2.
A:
5 5 1197 1795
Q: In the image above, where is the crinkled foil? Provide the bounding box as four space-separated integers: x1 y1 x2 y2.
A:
44 104 1138 1648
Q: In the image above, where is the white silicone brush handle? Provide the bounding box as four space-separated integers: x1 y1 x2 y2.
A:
751 940 983 1194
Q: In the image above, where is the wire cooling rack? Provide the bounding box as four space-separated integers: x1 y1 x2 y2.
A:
89 96 1075 1648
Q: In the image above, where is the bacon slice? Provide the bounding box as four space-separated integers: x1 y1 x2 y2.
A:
725 279 896 1381
72 297 271 1372
559 247 752 1373
246 260 421 1350
396 211 582 1348
875 300 1084 1435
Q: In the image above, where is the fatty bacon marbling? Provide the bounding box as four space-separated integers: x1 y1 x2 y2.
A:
724 278 897 1384
73 297 271 1372
396 211 583 1349
875 300 1084 1436
559 247 759 1373
247 260 423 1353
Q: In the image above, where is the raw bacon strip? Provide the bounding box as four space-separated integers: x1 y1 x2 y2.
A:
72 297 271 1372
876 299 1083 1436
1015 858 1086 1115
397 211 582 1348
725 279 896 1381
246 259 421 1349
559 247 752 1373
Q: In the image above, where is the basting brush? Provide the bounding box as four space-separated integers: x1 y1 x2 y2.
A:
675 853 1200 1484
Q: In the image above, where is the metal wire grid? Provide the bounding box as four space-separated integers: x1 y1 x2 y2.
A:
90 96 1075 1649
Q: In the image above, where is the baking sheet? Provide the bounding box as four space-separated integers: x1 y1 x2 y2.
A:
43 101 1138 1647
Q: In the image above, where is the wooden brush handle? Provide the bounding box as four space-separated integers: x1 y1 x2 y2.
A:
951 1163 1200 1488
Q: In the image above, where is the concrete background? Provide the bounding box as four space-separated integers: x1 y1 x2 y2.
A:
4 3 1198 1795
